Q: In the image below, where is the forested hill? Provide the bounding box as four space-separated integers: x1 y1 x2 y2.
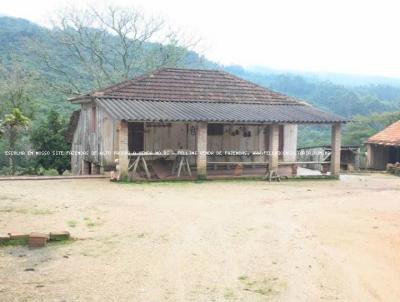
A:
226 66 400 118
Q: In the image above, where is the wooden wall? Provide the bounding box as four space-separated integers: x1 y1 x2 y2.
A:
367 143 390 170
71 101 117 174
71 102 299 175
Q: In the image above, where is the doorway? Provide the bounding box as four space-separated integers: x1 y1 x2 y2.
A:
388 146 400 164
128 122 144 153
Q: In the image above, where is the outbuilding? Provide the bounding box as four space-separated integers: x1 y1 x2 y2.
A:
366 120 400 170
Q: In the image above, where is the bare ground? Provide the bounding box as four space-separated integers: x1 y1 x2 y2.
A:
0 174 399 301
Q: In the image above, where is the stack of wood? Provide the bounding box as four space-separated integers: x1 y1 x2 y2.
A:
387 162 400 176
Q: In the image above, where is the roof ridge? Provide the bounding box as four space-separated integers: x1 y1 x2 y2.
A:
94 96 305 106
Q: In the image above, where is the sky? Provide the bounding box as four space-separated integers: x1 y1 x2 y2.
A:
1 0 400 78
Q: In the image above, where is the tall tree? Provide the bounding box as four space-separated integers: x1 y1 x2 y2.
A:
0 60 38 174
0 60 38 117
29 4 200 96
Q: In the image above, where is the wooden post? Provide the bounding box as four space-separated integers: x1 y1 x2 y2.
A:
366 143 372 169
118 120 129 180
268 124 279 172
331 123 341 176
196 122 207 179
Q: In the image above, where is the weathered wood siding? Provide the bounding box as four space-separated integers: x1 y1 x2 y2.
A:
367 143 390 170
71 101 117 175
72 111 298 175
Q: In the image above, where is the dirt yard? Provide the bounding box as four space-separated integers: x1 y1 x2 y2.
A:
0 174 399 301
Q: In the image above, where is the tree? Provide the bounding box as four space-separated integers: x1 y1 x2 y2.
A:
343 111 400 146
29 4 200 96
0 108 30 175
0 59 38 117
0 60 38 174
30 110 71 174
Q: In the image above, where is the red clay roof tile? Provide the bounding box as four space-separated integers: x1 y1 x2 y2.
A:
367 120 400 145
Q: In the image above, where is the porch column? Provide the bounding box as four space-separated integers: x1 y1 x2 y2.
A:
196 122 207 179
269 124 279 172
331 123 341 176
283 124 298 162
118 120 129 179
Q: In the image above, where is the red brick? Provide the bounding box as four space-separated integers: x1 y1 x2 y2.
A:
28 233 49 248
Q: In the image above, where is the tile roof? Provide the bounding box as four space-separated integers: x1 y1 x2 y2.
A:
71 68 305 105
70 68 347 124
366 120 400 146
96 98 347 124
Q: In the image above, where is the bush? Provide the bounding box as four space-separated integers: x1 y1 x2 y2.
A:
30 110 71 174
43 169 59 176
62 170 71 176
0 166 10 176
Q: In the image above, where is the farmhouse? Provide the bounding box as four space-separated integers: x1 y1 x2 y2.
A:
68 68 346 179
366 120 400 170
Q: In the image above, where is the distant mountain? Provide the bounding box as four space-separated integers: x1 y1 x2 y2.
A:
226 66 400 117
247 66 400 87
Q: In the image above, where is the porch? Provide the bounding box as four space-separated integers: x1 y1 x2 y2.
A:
117 121 342 180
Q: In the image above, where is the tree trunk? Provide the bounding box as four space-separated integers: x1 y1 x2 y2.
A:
8 127 17 175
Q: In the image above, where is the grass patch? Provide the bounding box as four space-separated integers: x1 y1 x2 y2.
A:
0 237 28 247
117 177 267 186
31 209 53 215
0 237 74 248
0 207 52 215
115 174 338 185
224 288 236 299
0 207 28 214
239 275 284 297
67 220 78 228
238 275 249 281
84 217 104 228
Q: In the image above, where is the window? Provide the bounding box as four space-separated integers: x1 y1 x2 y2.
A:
207 124 224 136
91 106 96 132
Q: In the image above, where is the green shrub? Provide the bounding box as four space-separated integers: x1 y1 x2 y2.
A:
43 169 59 176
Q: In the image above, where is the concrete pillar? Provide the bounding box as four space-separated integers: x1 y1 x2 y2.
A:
118 120 129 179
283 124 298 162
331 123 341 176
269 124 280 172
196 122 207 179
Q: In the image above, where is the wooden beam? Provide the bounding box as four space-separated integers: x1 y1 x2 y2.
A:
331 123 341 176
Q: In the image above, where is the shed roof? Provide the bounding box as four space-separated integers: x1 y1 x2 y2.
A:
96 98 346 124
71 68 347 124
366 120 400 146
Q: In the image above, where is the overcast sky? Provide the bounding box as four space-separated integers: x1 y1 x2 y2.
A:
1 0 400 77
